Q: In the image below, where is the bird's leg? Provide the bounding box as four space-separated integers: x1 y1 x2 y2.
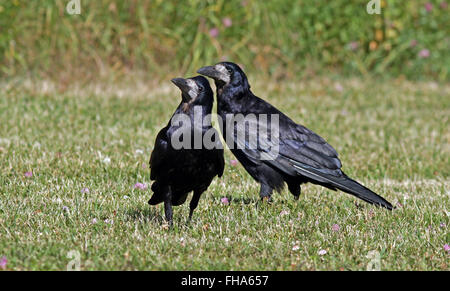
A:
259 183 273 203
188 189 203 222
163 185 173 226
288 183 301 200
294 188 301 200
293 186 301 200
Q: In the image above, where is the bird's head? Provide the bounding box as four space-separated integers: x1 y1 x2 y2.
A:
197 62 250 91
171 76 214 109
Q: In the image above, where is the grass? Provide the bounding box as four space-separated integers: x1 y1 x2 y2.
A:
1 0 449 80
0 75 449 270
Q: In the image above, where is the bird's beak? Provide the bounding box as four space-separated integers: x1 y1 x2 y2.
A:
171 78 191 94
197 66 221 80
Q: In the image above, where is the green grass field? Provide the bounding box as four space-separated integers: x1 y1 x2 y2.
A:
0 76 448 270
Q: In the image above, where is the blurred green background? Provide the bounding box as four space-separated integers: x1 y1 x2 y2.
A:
1 0 449 81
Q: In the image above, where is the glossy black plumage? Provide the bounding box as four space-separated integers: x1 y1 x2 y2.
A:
149 76 225 224
198 62 393 210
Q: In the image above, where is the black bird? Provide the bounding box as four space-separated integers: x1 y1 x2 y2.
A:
198 62 393 210
148 76 225 225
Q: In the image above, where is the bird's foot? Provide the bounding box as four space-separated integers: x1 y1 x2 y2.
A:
257 196 273 207
162 221 172 230
187 214 194 224
261 195 273 203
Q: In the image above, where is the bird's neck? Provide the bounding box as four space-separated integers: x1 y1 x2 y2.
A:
217 83 251 112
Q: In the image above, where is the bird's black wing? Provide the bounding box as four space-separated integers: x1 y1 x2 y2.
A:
233 95 393 209
230 107 341 177
216 147 225 178
209 126 225 178
275 115 343 177
275 122 392 209
149 127 169 181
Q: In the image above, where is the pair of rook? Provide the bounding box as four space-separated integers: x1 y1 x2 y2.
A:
148 62 393 225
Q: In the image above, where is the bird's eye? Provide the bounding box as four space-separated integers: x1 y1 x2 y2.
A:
198 86 203 91
227 68 232 74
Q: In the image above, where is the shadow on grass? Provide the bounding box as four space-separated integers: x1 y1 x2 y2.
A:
124 207 165 224
124 206 191 228
229 197 257 205
223 195 298 205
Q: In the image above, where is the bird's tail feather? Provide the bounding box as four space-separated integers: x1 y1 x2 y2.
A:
148 182 164 205
330 174 394 210
289 161 393 210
